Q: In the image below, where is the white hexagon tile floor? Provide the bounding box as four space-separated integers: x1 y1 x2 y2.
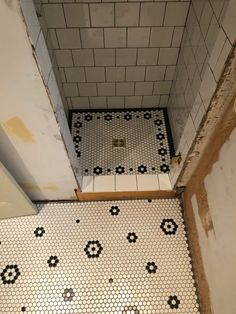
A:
0 199 200 313
71 109 173 176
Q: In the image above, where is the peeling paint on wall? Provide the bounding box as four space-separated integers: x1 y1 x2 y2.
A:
2 117 36 143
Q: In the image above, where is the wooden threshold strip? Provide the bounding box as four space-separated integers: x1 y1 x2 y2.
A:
75 190 176 202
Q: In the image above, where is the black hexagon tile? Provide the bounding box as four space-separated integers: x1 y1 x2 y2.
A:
0 199 199 313
71 109 172 176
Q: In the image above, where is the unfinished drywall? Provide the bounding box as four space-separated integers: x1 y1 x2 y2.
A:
183 93 236 313
191 126 236 314
0 0 79 200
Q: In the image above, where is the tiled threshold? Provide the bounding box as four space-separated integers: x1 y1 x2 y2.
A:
81 174 172 193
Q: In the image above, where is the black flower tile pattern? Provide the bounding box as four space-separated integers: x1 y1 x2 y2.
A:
84 240 103 258
0 199 199 313
127 232 138 243
71 109 171 175
47 256 59 267
137 164 147 174
63 288 75 302
109 205 120 216
146 262 157 274
93 166 103 175
115 165 125 174
34 227 45 237
1 265 20 284
160 218 178 235
167 295 181 309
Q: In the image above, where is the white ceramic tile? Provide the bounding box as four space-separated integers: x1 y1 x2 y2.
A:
47 69 60 110
107 97 124 108
35 31 52 83
159 95 169 107
71 109 171 176
165 65 176 80
94 175 115 192
48 29 59 49
158 174 172 190
199 2 213 38
127 28 150 48
56 29 81 49
140 3 165 26
90 3 114 27
116 82 135 96
89 97 107 109
126 67 145 81
142 96 160 108
104 28 126 48
80 28 104 48
0 199 200 313
193 103 206 131
106 67 125 82
98 83 116 96
116 48 137 66
71 97 90 109
222 0 236 44
20 0 41 45
94 49 115 66
55 50 73 67
137 48 159 65
64 67 86 82
145 66 166 81
72 49 94 66
199 66 217 109
42 4 66 27
78 83 97 96
158 48 179 65
209 29 226 71
125 96 142 108
115 3 140 27
172 27 184 47
135 82 153 96
205 14 220 54
82 175 94 192
137 174 159 191
85 67 105 82
64 3 90 27
63 83 78 97
116 175 137 191
154 81 172 95
183 116 196 148
150 27 174 47
164 2 189 26
213 39 232 82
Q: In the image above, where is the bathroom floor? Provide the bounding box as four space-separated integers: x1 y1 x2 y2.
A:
0 199 199 313
71 109 173 176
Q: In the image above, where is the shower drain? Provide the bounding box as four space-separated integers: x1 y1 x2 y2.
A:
112 138 126 148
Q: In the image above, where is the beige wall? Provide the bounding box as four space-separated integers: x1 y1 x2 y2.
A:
191 126 236 314
0 0 79 200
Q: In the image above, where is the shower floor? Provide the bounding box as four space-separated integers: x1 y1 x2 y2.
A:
71 109 173 176
0 199 199 313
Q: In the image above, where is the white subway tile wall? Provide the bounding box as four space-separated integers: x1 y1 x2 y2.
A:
167 0 234 187
36 0 191 110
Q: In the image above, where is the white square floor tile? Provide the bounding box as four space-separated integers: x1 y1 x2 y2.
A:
115 175 137 191
158 173 172 190
137 174 159 191
82 175 94 192
94 175 115 192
